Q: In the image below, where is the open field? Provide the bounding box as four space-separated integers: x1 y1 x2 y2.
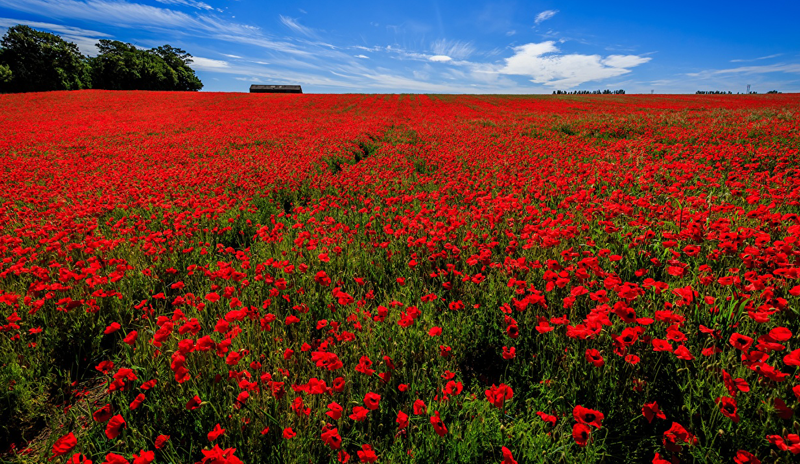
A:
1 91 799 463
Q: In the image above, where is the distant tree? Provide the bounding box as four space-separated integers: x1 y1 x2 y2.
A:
0 25 91 93
90 40 203 91
150 45 203 91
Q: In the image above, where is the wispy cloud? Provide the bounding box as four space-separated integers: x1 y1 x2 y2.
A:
499 41 651 88
0 16 110 54
0 0 254 36
730 53 783 63
429 55 452 62
190 56 229 70
687 63 800 78
279 15 315 37
154 0 212 11
534 10 558 26
431 38 474 60
0 0 327 55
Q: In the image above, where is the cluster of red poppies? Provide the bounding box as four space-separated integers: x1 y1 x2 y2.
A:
0 91 799 463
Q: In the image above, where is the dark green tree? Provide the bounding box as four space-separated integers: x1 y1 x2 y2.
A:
150 45 203 91
89 40 177 91
89 40 203 91
0 25 91 93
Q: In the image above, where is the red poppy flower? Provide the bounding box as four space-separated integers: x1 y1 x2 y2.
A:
573 405 604 429
326 402 343 420
66 453 91 464
321 428 342 450
357 444 378 463
501 446 518 464
430 411 448 436
102 453 130 464
572 423 592 446
104 322 121 334
197 445 242 464
485 384 514 409
132 450 155 464
283 428 296 439
396 410 409 429
729 333 754 351
105 414 126 439
413 399 426 415
663 422 697 452
673 345 694 360
333 377 345 392
122 331 138 345
50 432 77 459
93 404 113 422
186 395 202 411
652 453 671 464
349 406 369 422
733 450 761 464
584 349 604 367
536 411 557 427
208 424 226 441
364 392 381 410
154 435 170 450
783 349 800 366
129 393 146 410
642 401 666 423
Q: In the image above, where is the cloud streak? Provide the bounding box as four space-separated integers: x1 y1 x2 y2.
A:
534 10 558 26
279 15 315 37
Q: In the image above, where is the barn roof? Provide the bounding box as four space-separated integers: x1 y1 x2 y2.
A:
249 85 303 93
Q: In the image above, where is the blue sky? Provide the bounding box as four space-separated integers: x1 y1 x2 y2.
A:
1 0 798 93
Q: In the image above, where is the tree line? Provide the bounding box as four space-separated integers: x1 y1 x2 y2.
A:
695 90 781 94
0 25 203 93
552 89 626 95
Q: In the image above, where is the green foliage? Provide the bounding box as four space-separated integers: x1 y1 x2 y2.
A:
0 25 91 93
0 63 11 83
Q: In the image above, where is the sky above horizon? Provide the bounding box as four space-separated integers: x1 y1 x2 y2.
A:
1 0 798 94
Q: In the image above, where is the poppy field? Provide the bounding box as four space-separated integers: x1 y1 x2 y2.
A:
2 90 800 463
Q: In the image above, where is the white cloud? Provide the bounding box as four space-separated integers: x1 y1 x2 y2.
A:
500 41 651 88
506 30 516 36
429 55 452 62
222 54 242 59
190 56 229 70
602 55 651 68
279 15 314 37
534 10 558 25
355 54 369 59
431 39 474 60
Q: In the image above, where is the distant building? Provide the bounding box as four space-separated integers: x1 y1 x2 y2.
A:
249 85 303 94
